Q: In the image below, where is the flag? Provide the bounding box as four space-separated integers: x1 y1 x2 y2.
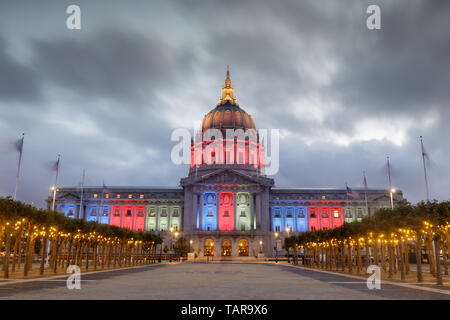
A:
102 182 112 194
15 136 24 153
51 157 60 171
363 172 368 190
346 186 360 199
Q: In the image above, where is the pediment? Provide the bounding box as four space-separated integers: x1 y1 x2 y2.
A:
181 168 274 187
201 169 257 185
57 192 80 200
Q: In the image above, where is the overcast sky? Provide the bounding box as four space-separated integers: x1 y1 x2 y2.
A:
0 0 449 207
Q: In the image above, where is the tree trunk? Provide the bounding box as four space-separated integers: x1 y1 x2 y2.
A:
374 240 379 267
347 243 353 273
364 240 370 270
426 232 436 276
11 235 18 273
388 242 394 279
381 242 386 272
40 236 47 275
415 234 423 283
357 241 362 273
3 226 12 279
434 239 443 285
398 241 405 281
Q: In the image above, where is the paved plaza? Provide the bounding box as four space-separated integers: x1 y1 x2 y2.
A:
0 262 449 300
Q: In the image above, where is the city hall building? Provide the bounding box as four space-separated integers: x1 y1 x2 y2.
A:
50 68 404 259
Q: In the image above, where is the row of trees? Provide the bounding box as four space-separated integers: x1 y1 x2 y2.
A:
0 197 162 279
284 201 450 285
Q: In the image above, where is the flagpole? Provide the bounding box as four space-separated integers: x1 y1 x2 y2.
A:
51 154 61 211
386 156 392 190
79 169 85 219
363 171 369 217
420 136 430 201
13 133 25 200
98 180 105 224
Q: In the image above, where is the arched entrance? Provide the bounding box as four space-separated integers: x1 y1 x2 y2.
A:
238 239 249 256
204 238 214 256
221 238 232 256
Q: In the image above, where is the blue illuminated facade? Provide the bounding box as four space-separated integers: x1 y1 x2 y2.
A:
202 192 218 231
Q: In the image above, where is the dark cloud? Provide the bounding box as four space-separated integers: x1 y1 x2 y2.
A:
0 36 41 102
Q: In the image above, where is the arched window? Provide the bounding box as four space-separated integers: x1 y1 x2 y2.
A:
238 239 249 256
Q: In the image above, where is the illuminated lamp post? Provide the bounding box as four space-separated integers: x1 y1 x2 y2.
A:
51 186 57 211
390 188 396 210
274 232 279 263
285 226 291 263
169 227 174 262
259 240 263 254
189 239 193 253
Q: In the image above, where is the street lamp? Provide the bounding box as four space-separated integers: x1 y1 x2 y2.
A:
169 227 174 262
259 240 263 254
189 239 193 253
274 232 279 263
51 186 57 211
390 188 396 210
285 227 291 263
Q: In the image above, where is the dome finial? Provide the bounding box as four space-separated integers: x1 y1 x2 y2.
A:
219 65 237 105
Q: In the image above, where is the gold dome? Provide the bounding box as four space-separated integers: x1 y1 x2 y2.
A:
201 66 256 132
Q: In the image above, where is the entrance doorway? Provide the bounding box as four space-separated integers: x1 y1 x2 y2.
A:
238 239 249 256
221 238 232 256
204 238 214 256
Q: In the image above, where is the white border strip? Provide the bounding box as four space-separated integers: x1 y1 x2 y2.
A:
282 264 450 296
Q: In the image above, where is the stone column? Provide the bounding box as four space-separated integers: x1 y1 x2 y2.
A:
192 193 198 230
250 193 254 231
216 191 221 231
294 208 298 232
199 193 204 231
155 206 159 231
260 189 270 233
234 192 237 231
256 193 261 231
183 188 192 233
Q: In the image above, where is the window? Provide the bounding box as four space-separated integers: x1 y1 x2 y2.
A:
126 209 132 216
137 210 144 217
333 209 340 218
105 194 109 199
140 194 144 199
224 211 229 217
298 209 305 218
321 209 329 218
207 210 213 217
286 209 293 218
240 211 246 217
94 194 98 199
68 209 74 216
128 194 132 199
241 224 245 231
90 209 97 216
345 209 352 218
116 194 121 199
149 209 156 217
161 209 167 217
114 209 120 216
274 210 281 218
357 208 363 218
102 209 109 216
310 209 316 218
322 195 326 200
173 209 179 217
